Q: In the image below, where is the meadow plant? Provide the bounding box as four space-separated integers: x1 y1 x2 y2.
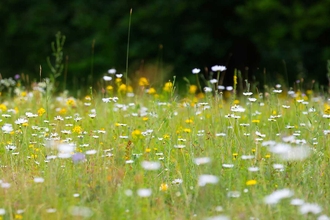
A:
0 69 329 219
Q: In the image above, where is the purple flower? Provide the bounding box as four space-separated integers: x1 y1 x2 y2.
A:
72 153 86 163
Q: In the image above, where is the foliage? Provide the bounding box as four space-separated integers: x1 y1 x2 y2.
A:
236 0 330 83
0 0 330 89
47 32 66 82
0 74 329 219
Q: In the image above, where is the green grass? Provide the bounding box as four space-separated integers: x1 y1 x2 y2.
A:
0 76 329 220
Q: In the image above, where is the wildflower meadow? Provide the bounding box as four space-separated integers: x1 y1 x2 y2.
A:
0 66 329 220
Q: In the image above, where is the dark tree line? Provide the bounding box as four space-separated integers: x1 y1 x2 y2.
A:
0 0 329 89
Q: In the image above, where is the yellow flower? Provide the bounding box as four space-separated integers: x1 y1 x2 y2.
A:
265 154 271 158
127 86 133 93
118 84 127 93
59 108 67 115
324 104 330 114
145 148 151 153
0 103 7 112
163 82 173 92
147 87 156 95
116 78 122 83
66 98 76 106
21 91 27 97
306 90 313 95
197 92 205 99
252 119 260 123
14 214 23 219
132 129 142 138
189 85 198 94
163 134 170 139
246 180 257 186
142 117 149 121
233 99 240 104
183 128 191 133
232 153 238 159
224 91 231 99
139 77 149 86
185 118 193 124
37 108 46 116
72 125 82 134
159 183 168 191
22 123 28 127
106 85 113 91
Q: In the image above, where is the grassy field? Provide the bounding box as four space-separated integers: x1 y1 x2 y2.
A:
0 71 329 220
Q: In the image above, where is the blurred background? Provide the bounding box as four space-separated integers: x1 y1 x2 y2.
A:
0 0 330 90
